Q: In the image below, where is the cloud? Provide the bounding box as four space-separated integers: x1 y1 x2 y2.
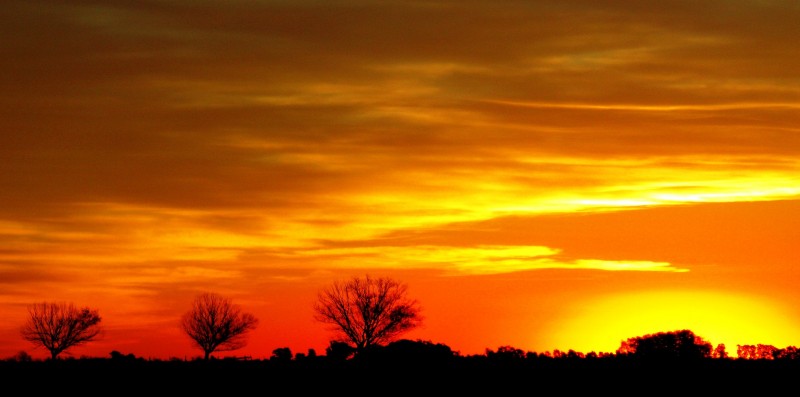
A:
0 0 797 292
3 1 800 228
270 244 686 275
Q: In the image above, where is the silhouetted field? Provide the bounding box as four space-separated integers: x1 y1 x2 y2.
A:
3 352 797 394
5 333 798 393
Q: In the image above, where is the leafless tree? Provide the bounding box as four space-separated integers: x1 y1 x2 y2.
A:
314 275 423 355
20 302 102 360
181 292 259 360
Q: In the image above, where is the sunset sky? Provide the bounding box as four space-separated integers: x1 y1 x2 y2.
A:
2 0 799 360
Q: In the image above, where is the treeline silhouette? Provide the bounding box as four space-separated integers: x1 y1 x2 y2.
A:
5 330 800 364
3 333 799 393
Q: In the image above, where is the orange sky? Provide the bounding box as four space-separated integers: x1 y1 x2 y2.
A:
1 1 799 360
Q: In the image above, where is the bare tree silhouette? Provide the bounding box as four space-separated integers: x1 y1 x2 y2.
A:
314 275 422 355
20 302 102 360
180 292 259 360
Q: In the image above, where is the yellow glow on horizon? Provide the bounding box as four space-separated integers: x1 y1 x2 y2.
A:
545 290 800 354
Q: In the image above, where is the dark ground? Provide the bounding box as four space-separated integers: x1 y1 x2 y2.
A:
2 356 796 395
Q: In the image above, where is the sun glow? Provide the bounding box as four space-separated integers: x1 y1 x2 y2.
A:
545 290 800 355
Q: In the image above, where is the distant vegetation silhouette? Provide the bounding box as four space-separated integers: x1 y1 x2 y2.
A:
4 335 800 393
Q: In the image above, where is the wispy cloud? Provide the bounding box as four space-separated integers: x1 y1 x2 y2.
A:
274 245 686 275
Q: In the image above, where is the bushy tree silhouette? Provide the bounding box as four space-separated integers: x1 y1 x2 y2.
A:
181 292 258 360
271 347 292 362
737 344 778 359
775 346 800 360
314 275 422 355
12 350 32 362
355 339 456 366
617 329 712 360
712 343 728 359
20 302 102 360
325 340 356 361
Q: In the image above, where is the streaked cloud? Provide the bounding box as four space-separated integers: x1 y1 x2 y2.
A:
2 0 798 274
284 244 685 275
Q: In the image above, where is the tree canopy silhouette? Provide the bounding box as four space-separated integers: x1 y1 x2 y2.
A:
617 329 713 360
181 292 259 360
20 301 102 360
325 340 356 361
314 275 423 355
